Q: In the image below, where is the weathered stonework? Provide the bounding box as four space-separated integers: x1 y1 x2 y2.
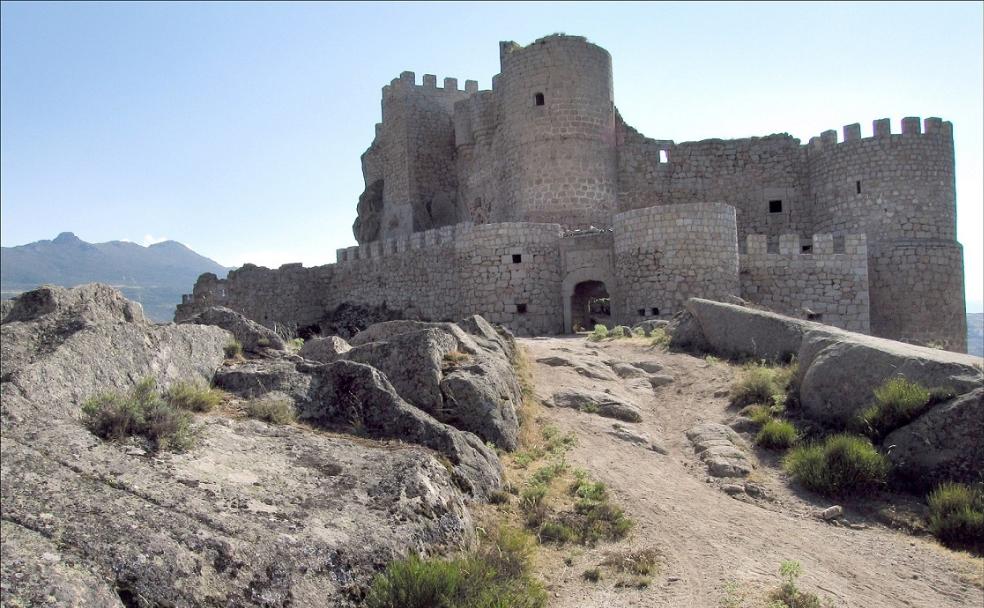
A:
178 34 967 351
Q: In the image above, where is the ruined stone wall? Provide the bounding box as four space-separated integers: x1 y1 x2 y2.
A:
616 117 811 240
739 234 870 333
495 35 617 228
612 203 740 324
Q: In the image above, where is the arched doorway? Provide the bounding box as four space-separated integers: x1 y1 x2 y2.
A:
562 267 617 333
570 280 610 332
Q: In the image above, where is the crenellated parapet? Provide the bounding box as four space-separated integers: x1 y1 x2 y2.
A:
806 116 952 149
336 223 475 262
740 233 870 333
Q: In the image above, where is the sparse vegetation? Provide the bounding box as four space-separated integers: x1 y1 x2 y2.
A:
756 419 798 450
164 381 224 412
650 327 671 349
783 434 888 496
851 377 935 440
246 396 296 425
600 547 661 577
223 340 243 359
287 337 305 352
730 361 797 409
81 377 197 452
766 560 824 608
927 482 984 553
587 324 609 342
740 404 774 426
582 567 602 582
364 526 546 608
443 350 471 366
512 424 576 469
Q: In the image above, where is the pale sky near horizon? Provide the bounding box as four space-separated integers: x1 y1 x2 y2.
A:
2 1 982 311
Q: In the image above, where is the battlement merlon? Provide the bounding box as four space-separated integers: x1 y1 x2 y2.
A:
381 70 482 97
806 117 953 149
743 233 868 256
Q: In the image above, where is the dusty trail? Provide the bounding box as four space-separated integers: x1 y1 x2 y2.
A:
519 335 983 608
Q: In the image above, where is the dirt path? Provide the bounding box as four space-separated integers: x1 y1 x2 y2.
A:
519 335 983 608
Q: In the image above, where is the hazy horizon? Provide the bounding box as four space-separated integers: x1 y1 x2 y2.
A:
3 2 982 311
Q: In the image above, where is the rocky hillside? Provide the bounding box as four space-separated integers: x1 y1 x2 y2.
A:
0 285 520 606
1 232 229 322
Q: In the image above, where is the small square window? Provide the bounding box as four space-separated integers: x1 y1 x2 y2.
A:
659 150 669 163
637 308 646 316
512 254 522 264
856 180 862 194
516 303 528 314
801 245 813 253
769 199 783 213
650 307 660 316
534 92 544 106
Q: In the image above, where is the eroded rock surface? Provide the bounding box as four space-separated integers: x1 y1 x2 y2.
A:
298 335 352 363
549 387 642 422
0 285 503 607
686 423 754 478
181 305 286 353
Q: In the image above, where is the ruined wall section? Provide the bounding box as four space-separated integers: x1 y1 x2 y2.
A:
454 91 499 224
613 203 739 324
364 72 478 241
740 233 870 333
615 115 810 240
806 117 965 350
495 35 617 228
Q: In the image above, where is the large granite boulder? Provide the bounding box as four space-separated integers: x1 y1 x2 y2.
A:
0 284 479 606
343 320 522 450
884 388 984 489
678 298 808 362
548 388 642 422
797 330 983 425
299 335 352 363
181 306 286 353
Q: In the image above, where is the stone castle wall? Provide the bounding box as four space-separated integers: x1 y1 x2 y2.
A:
740 233 870 333
613 203 740 323
184 35 966 351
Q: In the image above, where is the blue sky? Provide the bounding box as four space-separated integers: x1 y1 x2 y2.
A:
2 1 982 311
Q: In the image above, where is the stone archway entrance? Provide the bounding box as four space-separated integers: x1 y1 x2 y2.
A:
562 266 617 333
570 280 610 331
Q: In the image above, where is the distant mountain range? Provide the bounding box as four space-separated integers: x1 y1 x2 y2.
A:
1 232 229 322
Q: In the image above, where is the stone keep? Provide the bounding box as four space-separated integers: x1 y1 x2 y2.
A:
178 35 967 352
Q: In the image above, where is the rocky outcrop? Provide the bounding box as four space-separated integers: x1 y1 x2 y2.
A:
0 285 489 606
884 388 984 489
181 305 286 353
298 335 352 362
686 423 754 478
548 388 642 422
672 298 983 425
352 177 383 243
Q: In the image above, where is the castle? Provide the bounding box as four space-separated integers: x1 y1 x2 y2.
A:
177 35 968 352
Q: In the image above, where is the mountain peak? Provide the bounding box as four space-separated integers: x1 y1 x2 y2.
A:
52 232 82 244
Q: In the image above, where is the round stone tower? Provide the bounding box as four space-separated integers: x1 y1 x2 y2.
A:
808 117 966 351
493 35 617 228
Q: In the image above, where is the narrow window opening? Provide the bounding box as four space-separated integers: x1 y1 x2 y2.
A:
512 254 522 264
801 245 813 253
658 149 669 163
516 303 528 314
769 199 783 213
651 307 660 316
637 308 646 316
856 180 862 194
534 92 544 106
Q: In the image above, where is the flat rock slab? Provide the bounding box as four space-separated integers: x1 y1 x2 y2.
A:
686 422 753 478
536 355 618 381
549 388 642 422
608 362 648 378
608 423 668 454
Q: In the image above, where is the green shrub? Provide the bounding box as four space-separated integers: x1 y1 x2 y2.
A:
852 377 931 440
767 560 823 608
364 527 546 608
740 404 774 426
783 434 888 496
573 499 633 544
81 377 197 452
287 337 305 351
246 397 296 425
223 340 243 358
756 419 797 450
610 325 631 339
587 325 608 342
570 478 607 501
730 363 795 409
165 381 223 412
927 482 984 553
650 327 671 349
530 461 567 485
601 547 661 576
487 490 511 505
539 521 576 543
